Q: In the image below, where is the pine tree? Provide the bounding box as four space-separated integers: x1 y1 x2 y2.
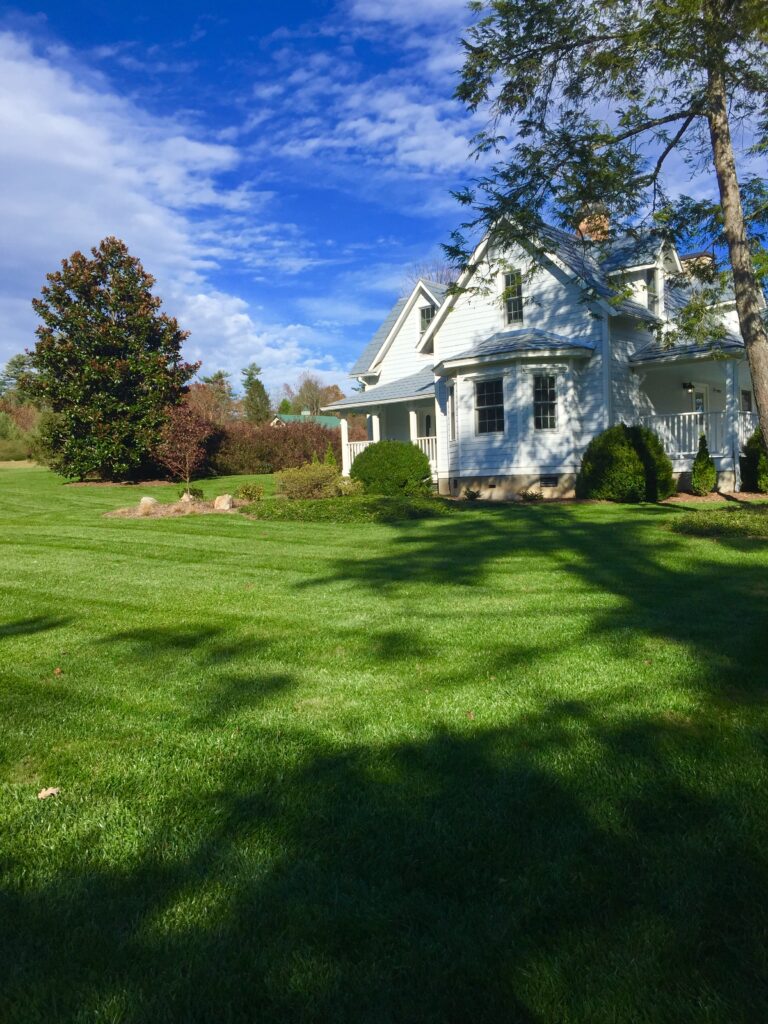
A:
241 363 272 424
27 237 197 480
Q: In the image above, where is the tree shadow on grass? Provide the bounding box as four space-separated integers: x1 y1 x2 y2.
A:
303 505 768 701
1 699 766 1022
0 615 71 640
99 624 296 728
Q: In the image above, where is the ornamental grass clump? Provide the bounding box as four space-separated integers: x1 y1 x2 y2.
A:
350 440 432 497
576 424 675 502
690 433 717 495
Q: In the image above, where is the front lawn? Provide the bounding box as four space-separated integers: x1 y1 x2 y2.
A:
1 467 767 1023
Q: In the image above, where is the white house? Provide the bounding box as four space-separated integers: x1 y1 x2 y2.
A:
323 224 760 497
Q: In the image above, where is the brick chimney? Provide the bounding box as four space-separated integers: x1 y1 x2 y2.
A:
576 211 610 241
680 251 715 275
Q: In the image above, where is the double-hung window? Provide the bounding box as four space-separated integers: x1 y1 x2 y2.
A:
420 304 436 335
504 270 524 325
533 373 558 430
475 378 504 434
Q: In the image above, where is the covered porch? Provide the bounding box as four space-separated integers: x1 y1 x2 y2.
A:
630 349 756 488
323 366 439 479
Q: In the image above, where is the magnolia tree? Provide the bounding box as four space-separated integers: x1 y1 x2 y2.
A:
26 237 198 480
451 0 768 447
155 404 212 495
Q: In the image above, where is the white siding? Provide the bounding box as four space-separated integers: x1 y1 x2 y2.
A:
372 288 435 385
435 249 604 360
610 317 655 424
429 249 607 474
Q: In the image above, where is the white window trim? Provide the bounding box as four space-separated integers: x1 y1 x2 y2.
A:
500 268 525 329
473 375 506 437
419 304 437 336
518 364 567 434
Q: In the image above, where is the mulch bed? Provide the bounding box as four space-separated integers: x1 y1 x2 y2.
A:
662 491 768 505
105 499 247 519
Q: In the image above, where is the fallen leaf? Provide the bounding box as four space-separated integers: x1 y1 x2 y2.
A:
37 787 60 800
466 710 475 720
53 667 63 677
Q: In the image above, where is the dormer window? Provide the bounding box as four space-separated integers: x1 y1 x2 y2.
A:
646 269 660 315
420 304 436 335
504 270 524 325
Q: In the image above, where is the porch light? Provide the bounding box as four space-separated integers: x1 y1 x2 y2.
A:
681 381 694 393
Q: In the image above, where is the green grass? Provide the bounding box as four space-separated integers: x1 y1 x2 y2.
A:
670 503 768 541
1 467 768 1023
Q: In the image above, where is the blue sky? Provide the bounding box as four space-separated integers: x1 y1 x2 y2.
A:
0 0 479 396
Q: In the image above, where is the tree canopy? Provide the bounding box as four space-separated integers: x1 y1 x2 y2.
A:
452 0 768 442
282 374 345 415
27 237 197 480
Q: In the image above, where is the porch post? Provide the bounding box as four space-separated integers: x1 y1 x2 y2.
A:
725 360 741 491
340 416 350 477
408 408 418 442
370 411 381 442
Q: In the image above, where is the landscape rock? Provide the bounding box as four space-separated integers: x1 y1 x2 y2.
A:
214 494 234 510
138 496 160 515
179 491 194 503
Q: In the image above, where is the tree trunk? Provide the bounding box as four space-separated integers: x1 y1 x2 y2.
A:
706 65 768 457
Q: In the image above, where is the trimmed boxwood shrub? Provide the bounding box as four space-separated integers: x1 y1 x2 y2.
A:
576 424 675 502
742 428 768 493
690 433 717 495
350 440 432 496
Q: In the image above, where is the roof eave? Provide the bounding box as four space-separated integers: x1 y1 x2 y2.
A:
436 346 595 373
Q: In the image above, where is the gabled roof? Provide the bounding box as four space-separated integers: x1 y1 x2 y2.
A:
416 223 662 354
438 329 596 370
349 296 409 376
599 230 664 273
539 225 661 320
630 334 744 363
323 366 435 410
348 279 452 378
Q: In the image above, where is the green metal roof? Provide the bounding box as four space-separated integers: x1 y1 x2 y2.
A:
272 414 341 428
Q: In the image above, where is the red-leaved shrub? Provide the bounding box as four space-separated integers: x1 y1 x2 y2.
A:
212 421 342 475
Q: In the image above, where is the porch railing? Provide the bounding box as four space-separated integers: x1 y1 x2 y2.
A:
415 435 438 465
347 440 373 461
639 411 757 457
344 437 437 477
639 412 726 456
739 411 759 449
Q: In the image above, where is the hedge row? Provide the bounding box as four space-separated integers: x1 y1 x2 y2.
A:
211 421 342 475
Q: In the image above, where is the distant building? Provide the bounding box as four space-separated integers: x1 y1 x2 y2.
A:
270 410 342 429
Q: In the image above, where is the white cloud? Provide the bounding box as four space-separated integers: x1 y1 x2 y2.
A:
0 30 334 386
348 0 469 28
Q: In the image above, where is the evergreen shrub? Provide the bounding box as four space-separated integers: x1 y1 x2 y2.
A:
576 424 675 502
350 440 432 497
